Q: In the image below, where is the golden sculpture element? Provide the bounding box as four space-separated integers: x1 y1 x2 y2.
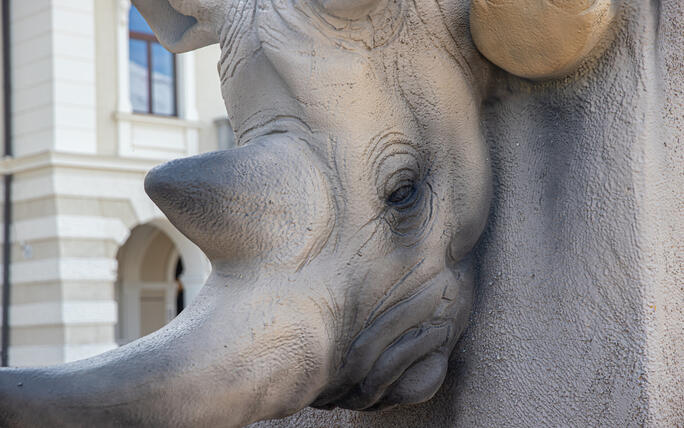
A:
470 0 616 79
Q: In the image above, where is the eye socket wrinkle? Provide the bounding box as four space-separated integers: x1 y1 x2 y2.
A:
381 170 434 245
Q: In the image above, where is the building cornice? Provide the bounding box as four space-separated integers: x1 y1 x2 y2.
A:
113 111 203 129
0 150 167 175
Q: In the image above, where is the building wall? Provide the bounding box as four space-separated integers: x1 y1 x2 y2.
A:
94 0 118 156
12 0 97 156
0 0 222 367
194 44 228 153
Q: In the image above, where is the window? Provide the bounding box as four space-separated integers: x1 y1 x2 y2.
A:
129 6 177 116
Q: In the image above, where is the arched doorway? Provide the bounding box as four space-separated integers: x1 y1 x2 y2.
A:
115 224 186 345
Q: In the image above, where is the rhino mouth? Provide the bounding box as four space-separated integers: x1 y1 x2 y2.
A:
0 255 472 427
312 257 474 411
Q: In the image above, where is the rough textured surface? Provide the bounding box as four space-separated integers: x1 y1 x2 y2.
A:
252 1 684 426
0 0 680 426
470 0 616 79
2 0 494 425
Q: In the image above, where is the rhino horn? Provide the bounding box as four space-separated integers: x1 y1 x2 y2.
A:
144 137 332 268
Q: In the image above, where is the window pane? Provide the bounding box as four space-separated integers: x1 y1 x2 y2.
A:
129 39 149 113
129 5 154 35
151 43 176 116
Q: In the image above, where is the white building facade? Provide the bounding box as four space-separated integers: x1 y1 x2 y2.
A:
0 0 229 366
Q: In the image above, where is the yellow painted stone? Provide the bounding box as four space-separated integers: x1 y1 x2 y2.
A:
470 0 615 79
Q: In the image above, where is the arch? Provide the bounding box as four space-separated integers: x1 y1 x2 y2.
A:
116 212 211 306
145 217 211 305
114 221 210 345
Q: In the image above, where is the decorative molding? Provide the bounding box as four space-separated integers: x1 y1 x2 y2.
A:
10 258 118 284
12 215 130 245
2 301 118 328
114 111 202 129
115 111 201 159
0 150 164 175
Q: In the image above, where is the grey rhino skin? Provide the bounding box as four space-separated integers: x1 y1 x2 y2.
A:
6 0 672 427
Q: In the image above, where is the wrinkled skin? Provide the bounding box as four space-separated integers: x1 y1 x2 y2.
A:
148 0 491 413
0 0 613 426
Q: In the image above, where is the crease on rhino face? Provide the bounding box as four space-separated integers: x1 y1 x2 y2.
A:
149 0 494 408
0 0 615 426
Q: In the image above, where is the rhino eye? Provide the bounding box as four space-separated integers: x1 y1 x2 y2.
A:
372 136 422 210
387 183 417 206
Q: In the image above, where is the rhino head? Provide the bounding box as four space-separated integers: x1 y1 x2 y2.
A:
0 0 614 426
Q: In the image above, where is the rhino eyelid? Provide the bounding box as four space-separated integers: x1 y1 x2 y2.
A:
374 149 421 187
368 134 417 171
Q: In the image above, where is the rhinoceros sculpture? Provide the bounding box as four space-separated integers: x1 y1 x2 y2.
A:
3 0 681 427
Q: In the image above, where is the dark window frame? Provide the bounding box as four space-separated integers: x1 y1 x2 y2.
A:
129 29 178 117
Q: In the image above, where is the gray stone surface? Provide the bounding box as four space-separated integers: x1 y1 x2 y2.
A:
0 0 681 427
252 1 684 427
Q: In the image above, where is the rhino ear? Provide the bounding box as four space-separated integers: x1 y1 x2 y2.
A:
470 0 616 80
131 0 223 53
